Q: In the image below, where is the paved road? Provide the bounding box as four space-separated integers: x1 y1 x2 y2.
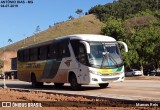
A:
0 79 160 101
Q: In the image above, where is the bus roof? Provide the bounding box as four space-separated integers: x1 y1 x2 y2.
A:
56 34 116 42
18 34 116 50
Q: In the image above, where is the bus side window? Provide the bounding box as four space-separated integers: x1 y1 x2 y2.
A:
70 40 88 65
70 40 79 58
57 43 62 60
63 44 70 57
39 46 47 60
78 44 88 65
59 42 70 59
30 48 38 61
24 49 29 62
48 44 58 59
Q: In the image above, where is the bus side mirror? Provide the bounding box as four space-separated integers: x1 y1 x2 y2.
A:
80 41 90 54
117 41 128 52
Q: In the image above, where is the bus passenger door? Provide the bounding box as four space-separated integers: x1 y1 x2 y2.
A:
70 40 90 84
77 44 90 84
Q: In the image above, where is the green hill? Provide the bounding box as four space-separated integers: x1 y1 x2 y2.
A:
89 0 160 69
89 0 159 21
1 14 103 52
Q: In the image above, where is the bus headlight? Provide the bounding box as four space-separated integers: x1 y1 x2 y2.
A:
89 70 101 75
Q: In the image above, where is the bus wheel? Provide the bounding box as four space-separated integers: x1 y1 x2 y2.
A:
69 74 81 90
31 74 43 88
54 83 64 87
99 83 109 89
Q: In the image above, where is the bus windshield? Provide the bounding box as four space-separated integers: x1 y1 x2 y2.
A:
88 42 123 68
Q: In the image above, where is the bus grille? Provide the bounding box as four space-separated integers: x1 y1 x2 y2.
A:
101 72 121 76
101 77 119 81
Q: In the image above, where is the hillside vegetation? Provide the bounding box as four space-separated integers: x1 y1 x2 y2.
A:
1 14 103 52
89 0 160 70
89 0 159 21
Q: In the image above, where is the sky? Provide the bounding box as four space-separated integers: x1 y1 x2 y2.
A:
0 0 114 47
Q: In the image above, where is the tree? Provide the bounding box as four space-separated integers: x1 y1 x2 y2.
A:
101 17 125 40
153 44 160 70
35 25 40 34
49 25 52 28
68 15 74 20
8 38 12 44
138 26 160 70
89 0 159 22
85 12 88 15
101 15 160 72
75 9 83 17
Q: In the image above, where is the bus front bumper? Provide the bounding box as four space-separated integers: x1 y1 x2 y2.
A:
89 72 125 85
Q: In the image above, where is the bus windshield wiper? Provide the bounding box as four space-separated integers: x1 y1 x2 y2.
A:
108 54 118 65
100 52 109 68
100 52 118 68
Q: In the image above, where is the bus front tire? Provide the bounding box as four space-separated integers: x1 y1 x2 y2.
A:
31 74 43 88
54 83 64 87
69 74 81 90
99 83 109 89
